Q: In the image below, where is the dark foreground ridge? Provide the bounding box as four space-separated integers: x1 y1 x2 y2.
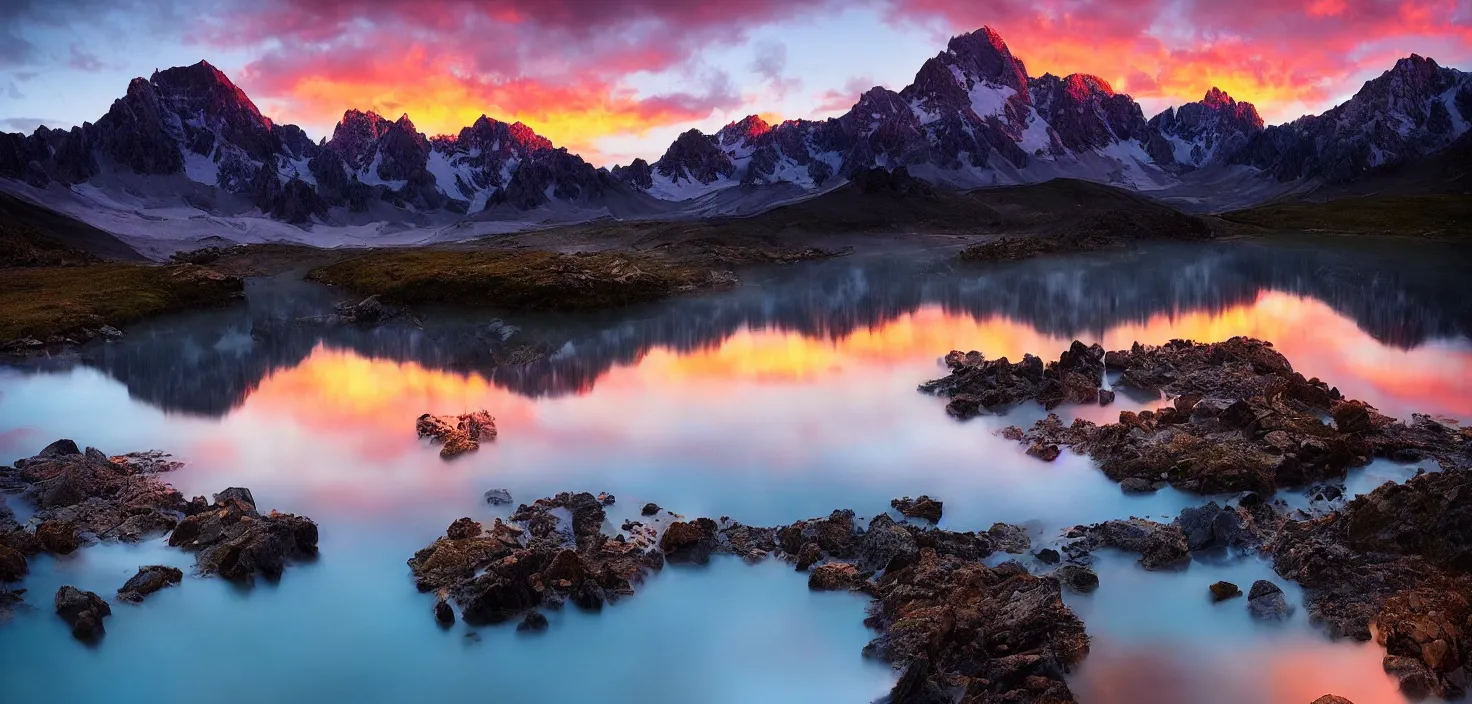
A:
413 492 1087 703
0 440 318 640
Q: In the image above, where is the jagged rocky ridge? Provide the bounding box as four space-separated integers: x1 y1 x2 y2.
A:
0 62 635 223
3 27 1467 223
617 27 1469 199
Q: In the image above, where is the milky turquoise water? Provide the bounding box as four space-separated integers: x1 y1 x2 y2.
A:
1 237 1469 703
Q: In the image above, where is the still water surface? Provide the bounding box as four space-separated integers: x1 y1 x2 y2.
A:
1 237 1469 703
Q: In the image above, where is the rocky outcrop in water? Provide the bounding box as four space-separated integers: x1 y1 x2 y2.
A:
416 411 497 458
891 495 943 523
117 565 184 603
409 491 1084 702
920 340 1107 417
997 338 1469 494
54 586 110 641
167 487 319 582
1273 467 1472 699
0 440 188 545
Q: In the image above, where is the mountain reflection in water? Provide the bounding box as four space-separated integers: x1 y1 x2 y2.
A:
0 236 1469 704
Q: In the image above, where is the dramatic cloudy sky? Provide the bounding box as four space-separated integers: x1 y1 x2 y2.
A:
2 0 1470 165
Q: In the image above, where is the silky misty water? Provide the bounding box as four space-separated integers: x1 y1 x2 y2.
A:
1 236 1470 704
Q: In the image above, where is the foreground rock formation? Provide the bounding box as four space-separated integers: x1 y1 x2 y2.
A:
412 493 1087 702
1273 468 1472 699
1 440 319 635
416 411 498 458
169 488 319 582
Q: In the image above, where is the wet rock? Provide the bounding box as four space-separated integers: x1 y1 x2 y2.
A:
483 489 513 506
414 492 662 627
985 522 1032 554
1057 564 1099 593
330 295 403 327
808 562 862 591
416 411 498 459
596 492 615 506
794 542 822 571
1178 502 1248 551
516 611 548 632
0 545 26 582
891 495 943 523
1119 477 1158 494
640 503 661 516
1026 441 1062 462
858 515 918 572
1098 388 1116 405
433 593 454 626
168 487 318 581
446 518 483 540
1309 696 1354 704
1035 548 1061 564
1079 518 1189 570
0 440 188 543
1210 581 1242 602
1003 338 1435 495
0 587 23 623
1247 580 1293 620
659 519 718 565
117 565 183 603
920 340 1105 417
54 585 110 641
866 550 1088 702
36 520 80 555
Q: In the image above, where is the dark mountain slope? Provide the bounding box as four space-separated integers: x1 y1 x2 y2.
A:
0 191 146 265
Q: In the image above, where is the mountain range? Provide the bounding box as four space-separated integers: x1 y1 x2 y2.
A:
0 25 1467 251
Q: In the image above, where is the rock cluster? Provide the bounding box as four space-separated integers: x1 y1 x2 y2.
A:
890 495 944 523
168 487 319 582
416 411 498 458
1273 468 1472 699
999 338 1470 494
0 439 188 549
411 492 1084 702
919 339 1108 418
408 491 662 626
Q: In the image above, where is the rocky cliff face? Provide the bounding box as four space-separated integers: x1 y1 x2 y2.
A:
1149 88 1265 168
1233 55 1471 183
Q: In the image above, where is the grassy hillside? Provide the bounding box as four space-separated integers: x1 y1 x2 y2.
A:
1221 194 1472 237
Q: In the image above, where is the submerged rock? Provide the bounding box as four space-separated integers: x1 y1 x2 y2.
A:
640 503 661 516
517 611 548 632
54 585 110 641
416 411 498 459
117 565 183 603
0 544 26 582
483 489 513 506
168 487 318 581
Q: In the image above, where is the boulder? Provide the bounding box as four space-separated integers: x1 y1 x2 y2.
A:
517 611 549 632
1247 580 1293 620
168 488 318 581
117 565 183 603
891 495 943 523
36 520 79 554
1210 581 1242 602
808 562 862 591
660 519 718 564
54 586 110 641
1057 565 1099 593
0 545 26 582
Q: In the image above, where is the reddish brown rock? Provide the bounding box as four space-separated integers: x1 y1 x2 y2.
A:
891 495 943 523
416 411 497 459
